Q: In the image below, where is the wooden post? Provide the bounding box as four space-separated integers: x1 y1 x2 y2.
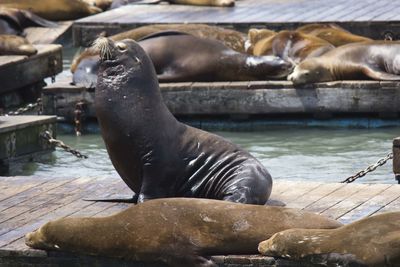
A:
393 137 400 184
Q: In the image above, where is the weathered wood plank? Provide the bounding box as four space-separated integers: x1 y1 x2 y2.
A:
25 22 73 45
271 182 323 205
0 45 62 93
41 81 400 121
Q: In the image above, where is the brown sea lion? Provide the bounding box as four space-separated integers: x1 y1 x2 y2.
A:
89 36 276 203
0 7 57 35
297 23 372 47
250 30 334 64
0 34 37 55
111 24 247 53
288 41 400 85
83 0 113 10
0 0 102 21
245 28 276 54
25 198 342 267
258 212 400 267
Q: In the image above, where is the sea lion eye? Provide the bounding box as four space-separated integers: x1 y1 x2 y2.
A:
116 42 127 51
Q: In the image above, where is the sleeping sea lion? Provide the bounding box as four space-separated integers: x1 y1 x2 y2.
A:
258 212 400 267
250 30 334 64
26 198 342 267
288 41 400 84
0 34 37 55
0 7 57 35
0 0 102 21
246 28 276 54
296 23 372 47
90 36 275 203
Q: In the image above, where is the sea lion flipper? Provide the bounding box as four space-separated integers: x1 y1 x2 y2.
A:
83 194 138 203
362 66 400 80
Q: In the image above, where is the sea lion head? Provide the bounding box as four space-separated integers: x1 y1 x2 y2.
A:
287 58 332 85
245 56 293 79
25 221 60 251
213 0 235 7
93 37 157 88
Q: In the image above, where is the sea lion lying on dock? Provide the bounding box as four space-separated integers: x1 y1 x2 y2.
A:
0 34 37 55
25 198 342 267
258 212 400 267
0 7 57 35
246 28 276 54
288 41 400 84
249 30 334 64
90 36 276 204
0 0 102 21
296 23 372 47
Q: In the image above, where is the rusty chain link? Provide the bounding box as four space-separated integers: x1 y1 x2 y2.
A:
341 152 393 183
41 131 88 159
6 98 42 115
74 101 86 136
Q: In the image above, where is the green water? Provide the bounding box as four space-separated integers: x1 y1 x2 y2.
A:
18 127 399 184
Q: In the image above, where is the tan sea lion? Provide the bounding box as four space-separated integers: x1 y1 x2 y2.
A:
245 28 276 54
288 41 400 85
250 30 334 64
0 0 102 21
25 198 342 267
258 212 400 267
0 7 57 35
83 0 113 10
0 34 37 55
297 23 372 47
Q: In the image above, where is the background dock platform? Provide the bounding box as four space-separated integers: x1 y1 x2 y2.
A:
73 0 400 46
42 80 400 121
0 176 399 266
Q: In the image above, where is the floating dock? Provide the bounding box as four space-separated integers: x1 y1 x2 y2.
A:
0 176 399 266
42 80 400 122
25 22 73 46
0 45 62 110
73 0 400 46
0 116 57 176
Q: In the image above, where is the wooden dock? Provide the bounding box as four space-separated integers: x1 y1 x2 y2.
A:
0 176 399 266
73 0 400 46
0 45 62 110
0 116 57 176
42 80 400 121
25 22 73 46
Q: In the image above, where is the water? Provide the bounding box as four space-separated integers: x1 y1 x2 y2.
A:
18 127 399 184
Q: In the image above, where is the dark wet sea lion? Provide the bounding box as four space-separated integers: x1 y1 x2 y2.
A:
92 37 273 204
0 0 102 21
250 30 334 64
258 212 400 267
25 198 342 267
0 7 57 35
297 23 372 47
72 54 99 88
288 41 400 84
72 33 292 87
0 34 37 55
110 24 247 53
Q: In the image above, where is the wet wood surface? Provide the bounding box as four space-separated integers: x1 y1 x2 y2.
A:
0 176 399 266
73 0 400 46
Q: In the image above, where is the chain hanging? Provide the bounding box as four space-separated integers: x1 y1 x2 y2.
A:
6 98 42 116
341 152 393 183
41 131 88 159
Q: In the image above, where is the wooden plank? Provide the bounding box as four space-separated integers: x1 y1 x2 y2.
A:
0 45 62 93
272 181 323 205
0 116 56 134
25 21 73 45
0 177 53 203
336 185 400 224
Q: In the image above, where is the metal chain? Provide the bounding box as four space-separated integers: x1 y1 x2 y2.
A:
74 101 86 136
6 98 42 116
341 152 393 183
41 131 88 159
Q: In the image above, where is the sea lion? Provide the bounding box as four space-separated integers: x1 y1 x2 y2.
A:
0 0 102 21
91 37 274 204
0 34 37 55
25 198 342 267
288 41 400 85
83 0 113 10
258 212 400 267
246 28 276 54
72 33 292 87
0 7 57 35
250 30 334 64
110 24 247 53
296 23 372 47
